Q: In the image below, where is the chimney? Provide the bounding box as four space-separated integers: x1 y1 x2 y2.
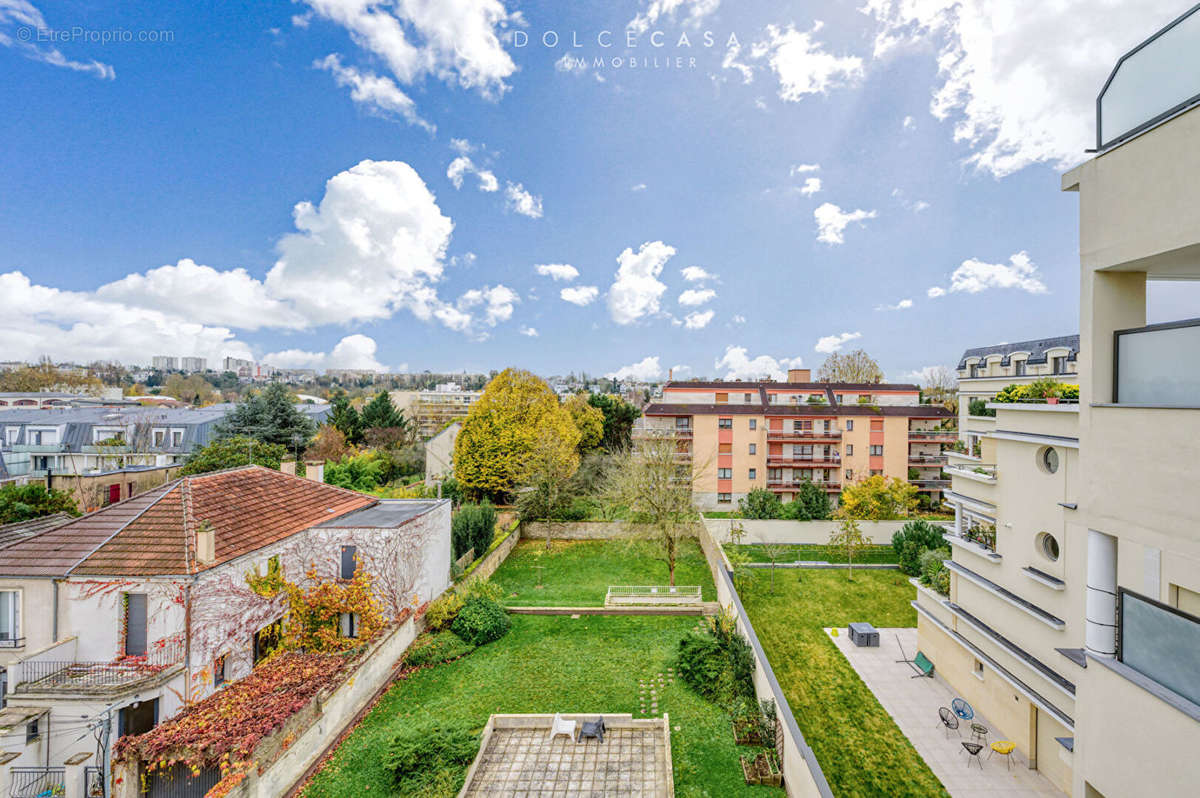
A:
305 460 325 483
280 459 297 476
788 368 811 383
668 367 673 382
195 522 216 566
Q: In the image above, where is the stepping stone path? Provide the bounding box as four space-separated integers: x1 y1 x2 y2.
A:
637 669 674 717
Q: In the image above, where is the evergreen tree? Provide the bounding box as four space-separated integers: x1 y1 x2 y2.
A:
329 390 363 445
215 383 316 448
360 390 408 432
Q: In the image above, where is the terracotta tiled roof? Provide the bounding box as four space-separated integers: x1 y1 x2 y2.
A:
0 467 377 578
0 513 79 551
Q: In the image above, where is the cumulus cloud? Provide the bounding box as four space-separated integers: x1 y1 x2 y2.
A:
814 331 862 353
535 263 579 281
561 285 600 306
519 325 538 337
605 355 664 382
447 155 499 192
629 0 720 35
265 334 387 372
315 54 432 131
0 1 115 79
608 241 675 324
458 284 519 327
504 181 543 218
753 22 864 102
722 40 754 83
678 288 716 306
670 364 693 379
714 346 804 381
876 298 913 311
860 0 1180 176
790 163 820 175
814 202 877 244
798 177 822 197
680 266 714 282
929 251 1048 296
683 310 715 329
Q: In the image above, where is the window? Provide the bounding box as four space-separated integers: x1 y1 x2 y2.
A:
253 620 282 664
718 418 732 429
674 417 691 430
26 718 39 744
717 493 732 504
969 364 979 378
870 419 883 431
749 419 757 430
799 420 813 430
748 469 757 480
717 468 732 479
845 469 853 480
1052 356 1065 374
340 545 358 580
1014 360 1027 376
719 443 733 454
153 429 166 446
715 392 729 404
767 468 782 480
339 612 360 638
973 658 985 680
1040 447 1060 474
835 394 844 403
1038 532 1061 562
845 444 853 456
870 469 883 476
0 591 19 643
171 430 183 447
748 444 756 455
869 445 883 456
845 420 854 431
124 593 148 657
214 654 227 687
744 393 753 403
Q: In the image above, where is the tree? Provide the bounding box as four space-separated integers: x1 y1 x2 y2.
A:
782 480 832 520
180 436 287 475
306 424 352 463
919 365 957 409
587 393 641 451
0 359 102 393
516 426 582 548
164 373 218 406
816 349 884 384
738 488 782 519
892 519 947 576
837 475 918 520
216 383 316 448
606 432 699 585
360 390 411 438
0 483 80 525
328 390 363 445
564 393 604 452
451 502 498 560
756 534 792 594
453 369 580 499
324 453 385 492
828 516 869 580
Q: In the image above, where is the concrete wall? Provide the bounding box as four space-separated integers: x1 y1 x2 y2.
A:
702 517 911 545
460 523 521 584
0 578 56 671
521 521 640 540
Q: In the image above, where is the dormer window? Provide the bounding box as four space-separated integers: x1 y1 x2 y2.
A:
1052 355 1066 374
1014 360 1027 376
968 363 979 378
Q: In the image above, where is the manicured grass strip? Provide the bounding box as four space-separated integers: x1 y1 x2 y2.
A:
739 570 949 798
301 615 779 798
492 539 717 605
725 543 899 565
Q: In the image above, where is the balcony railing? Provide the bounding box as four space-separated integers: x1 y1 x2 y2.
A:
10 768 66 798
1113 317 1200 405
908 455 948 465
14 638 185 693
767 480 841 491
908 429 956 440
946 463 997 482
911 479 950 489
766 456 841 467
766 429 841 440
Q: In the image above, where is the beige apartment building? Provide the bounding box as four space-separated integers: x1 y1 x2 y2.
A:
918 8 1200 797
390 384 481 440
641 369 955 510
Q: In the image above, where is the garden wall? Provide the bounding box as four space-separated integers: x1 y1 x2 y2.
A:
521 520 636 540
695 523 835 798
459 521 521 584
702 517 915 545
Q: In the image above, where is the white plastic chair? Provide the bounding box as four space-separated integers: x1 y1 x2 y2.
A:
548 712 576 743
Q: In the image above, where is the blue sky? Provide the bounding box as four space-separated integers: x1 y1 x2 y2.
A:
2 0 1195 382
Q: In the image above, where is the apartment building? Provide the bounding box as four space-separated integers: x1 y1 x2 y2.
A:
180 357 207 373
917 9 1200 796
151 356 178 371
640 369 955 510
391 384 482 440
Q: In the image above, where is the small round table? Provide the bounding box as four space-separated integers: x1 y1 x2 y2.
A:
970 722 989 743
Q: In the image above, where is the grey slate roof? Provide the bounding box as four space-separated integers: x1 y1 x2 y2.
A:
957 335 1080 370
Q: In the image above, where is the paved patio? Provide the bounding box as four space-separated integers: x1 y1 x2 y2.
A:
828 627 1065 798
459 713 673 797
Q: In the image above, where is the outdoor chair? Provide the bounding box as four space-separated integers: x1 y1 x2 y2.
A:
961 741 984 769
952 698 974 721
937 707 960 738
577 717 607 744
548 713 576 743
970 722 989 744
989 740 1015 769
895 634 935 678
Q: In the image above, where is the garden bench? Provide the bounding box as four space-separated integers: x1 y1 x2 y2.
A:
604 585 702 607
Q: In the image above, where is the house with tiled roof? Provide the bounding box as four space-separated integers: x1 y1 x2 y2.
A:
0 466 450 779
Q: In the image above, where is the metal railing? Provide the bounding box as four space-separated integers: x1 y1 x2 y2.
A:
605 585 702 607
0 636 26 649
767 480 841 490
908 430 956 439
766 456 841 467
908 455 948 465
911 479 951 489
10 768 65 798
766 430 841 440
15 638 184 691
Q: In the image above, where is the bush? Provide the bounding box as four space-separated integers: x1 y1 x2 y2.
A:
738 488 782 519
782 480 831 521
424 592 465 632
676 631 727 701
451 501 497 559
405 631 476 667
892 519 945 576
967 397 995 417
459 578 505 603
451 596 511 646
677 608 756 708
554 496 593 522
919 547 950 585
931 565 951 595
385 717 478 792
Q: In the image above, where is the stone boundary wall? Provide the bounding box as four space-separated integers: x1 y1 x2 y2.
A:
460 522 522 584
521 521 636 540
703 517 923 545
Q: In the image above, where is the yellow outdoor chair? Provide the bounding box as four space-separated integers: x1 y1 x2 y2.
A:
989 740 1016 769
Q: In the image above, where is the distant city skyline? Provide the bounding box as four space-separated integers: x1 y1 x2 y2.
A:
3 0 1197 383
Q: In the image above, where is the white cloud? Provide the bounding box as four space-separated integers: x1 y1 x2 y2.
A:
753 22 864 102
449 137 474 154
535 263 579 281
714 346 803 381
814 202 877 244
798 177 822 197
96 258 306 331
0 1 115 79
731 314 747 324
301 0 519 99
814 331 862 353
446 155 499 192
860 0 1180 176
504 181 543 218
458 284 519 326
315 54 433 131
895 364 951 385
519 325 538 337
875 298 913 311
683 309 715 329
631 183 648 192
629 0 720 35
560 285 600 306
912 200 930 212
932 251 1048 295
266 334 387 372
927 286 946 298
902 115 915 130
608 240 675 324
678 288 716 307
790 163 820 175
680 266 714 282
722 40 754 84
670 364 693 379
605 355 664 382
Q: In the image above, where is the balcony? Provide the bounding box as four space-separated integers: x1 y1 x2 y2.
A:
766 429 841 441
908 429 957 442
908 454 948 466
10 637 185 695
767 479 841 492
911 478 950 491
1113 317 1200 406
946 463 998 484
766 455 841 467
9 768 66 798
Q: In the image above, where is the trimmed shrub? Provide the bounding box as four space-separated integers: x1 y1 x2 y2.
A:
738 488 782 520
452 501 498 559
892 519 945 576
405 631 476 667
676 631 727 701
424 592 465 632
460 578 505 603
385 717 478 792
451 596 511 646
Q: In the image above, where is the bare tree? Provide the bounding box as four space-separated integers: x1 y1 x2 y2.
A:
516 426 581 550
816 349 884 384
756 534 792 594
827 516 869 581
919 365 958 410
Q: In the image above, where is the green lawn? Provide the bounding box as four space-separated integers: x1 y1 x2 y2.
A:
302 615 780 798
739 570 948 798
491 538 717 605
725 543 898 565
